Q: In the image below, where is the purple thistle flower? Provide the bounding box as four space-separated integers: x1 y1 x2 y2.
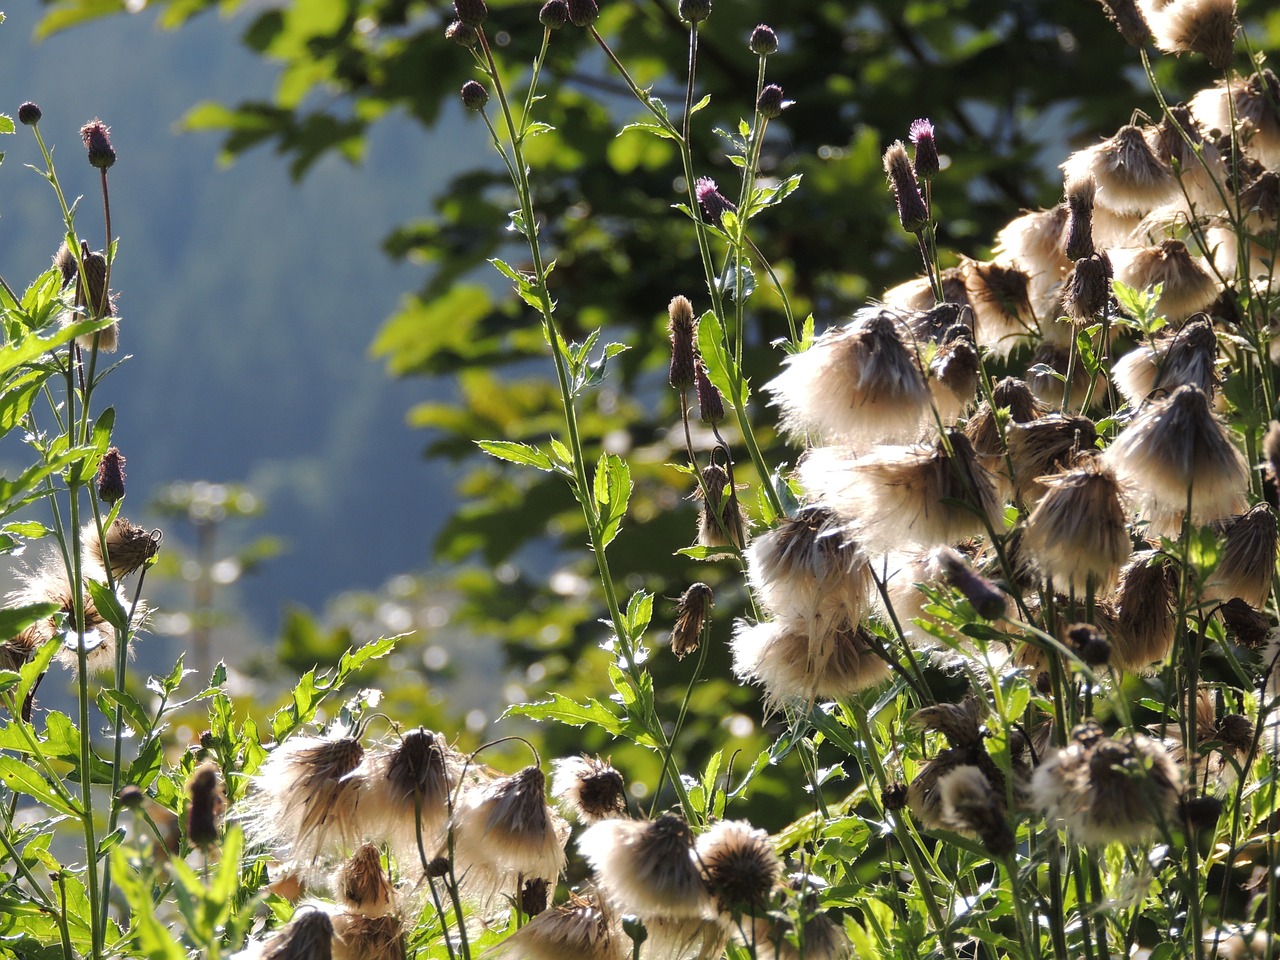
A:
695 178 737 225
909 118 940 180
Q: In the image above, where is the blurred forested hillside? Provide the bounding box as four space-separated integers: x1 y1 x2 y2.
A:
0 5 472 654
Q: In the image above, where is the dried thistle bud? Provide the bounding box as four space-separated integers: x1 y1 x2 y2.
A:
931 546 1006 620
1063 251 1113 321
453 0 488 27
678 0 711 23
80 119 115 170
335 844 395 916
884 140 928 233
426 856 451 878
695 177 737 225
53 242 78 286
460 80 489 112
756 84 786 120
521 877 550 917
446 19 480 47
117 784 144 810
1064 178 1096 261
671 582 713 659
696 360 725 424
1220 597 1270 647
1181 794 1223 833
96 446 126 504
84 517 159 579
567 0 599 28
18 102 41 126
539 0 569 28
185 761 224 849
910 118 940 180
1065 623 1111 667
882 782 909 811
1094 0 1151 46
696 463 745 550
668 295 696 391
749 24 778 55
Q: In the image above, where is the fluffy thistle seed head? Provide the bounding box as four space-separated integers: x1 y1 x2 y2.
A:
929 325 981 421
960 258 1037 354
1113 316 1217 407
551 755 627 823
83 518 158 579
579 814 713 919
1062 124 1177 216
334 844 396 917
731 617 891 707
1205 503 1277 610
1103 384 1248 533
696 820 782 914
1022 455 1131 594
764 309 930 444
1111 240 1218 323
1146 0 1237 70
486 892 622 960
670 582 713 659
256 908 334 960
1007 414 1098 503
329 913 405 960
938 765 1015 858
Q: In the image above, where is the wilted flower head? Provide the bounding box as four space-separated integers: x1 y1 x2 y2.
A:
798 432 1002 553
960 258 1036 354
80 119 116 169
1062 124 1177 216
670 581 713 660
551 755 627 823
696 819 782 914
931 545 1007 620
764 309 930 444
234 907 334 960
239 726 366 866
333 843 396 917
1064 177 1096 261
746 506 872 626
1144 0 1237 70
695 462 745 550
1111 240 1218 323
1062 251 1114 322
329 913 405 960
1006 414 1099 503
579 814 713 919
452 765 567 901
929 324 981 421
1098 550 1178 672
695 177 737 225
1113 316 1217 407
83 518 159 580
486 892 624 960
1204 503 1277 610
1191 69 1280 167
353 727 461 865
883 140 929 233
1031 724 1181 846
938 765 1015 857
1103 384 1248 534
59 242 118 353
731 617 890 707
186 761 225 849
1022 455 1131 594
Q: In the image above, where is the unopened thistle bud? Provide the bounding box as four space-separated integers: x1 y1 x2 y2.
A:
521 877 550 917
667 295 696 391
696 361 725 424
1065 623 1112 667
96 446 126 503
884 140 928 233
749 24 778 55
1064 178 1096 261
910 118 940 180
756 84 785 120
460 80 489 112
539 0 569 28
453 0 488 27
882 782 909 811
117 784 144 810
670 582 713 659
18 102 41 126
446 19 480 47
1181 794 1223 832
696 463 744 550
426 856 451 878
185 761 224 849
566 0 599 28
695 177 736 225
678 0 711 23
79 119 115 170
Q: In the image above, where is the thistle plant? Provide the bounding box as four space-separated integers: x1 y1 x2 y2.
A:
6 2 1280 960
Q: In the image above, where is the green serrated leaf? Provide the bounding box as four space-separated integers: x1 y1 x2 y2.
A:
503 693 625 736
0 601 59 640
85 579 129 633
624 590 653 640
476 440 554 472
0 755 78 816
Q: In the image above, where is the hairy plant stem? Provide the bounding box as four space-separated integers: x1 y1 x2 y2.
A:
477 32 696 820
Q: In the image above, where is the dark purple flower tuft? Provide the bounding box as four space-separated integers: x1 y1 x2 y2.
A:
695 178 737 225
909 118 940 180
80 119 115 170
749 24 778 56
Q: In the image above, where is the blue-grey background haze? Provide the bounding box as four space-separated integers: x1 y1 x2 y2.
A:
0 6 474 651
